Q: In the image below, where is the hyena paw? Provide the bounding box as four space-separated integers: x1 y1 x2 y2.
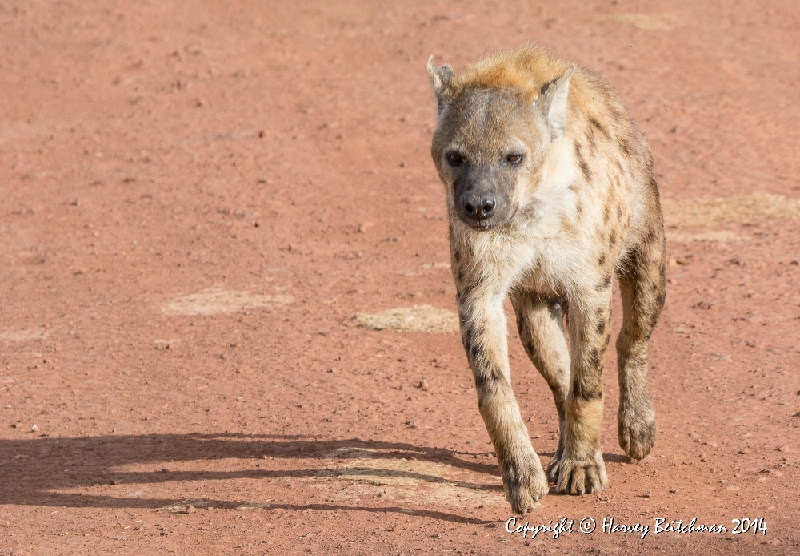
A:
502 454 549 514
618 404 656 460
555 450 608 495
545 447 564 483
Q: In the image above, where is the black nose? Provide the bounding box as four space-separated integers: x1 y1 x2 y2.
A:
462 193 496 220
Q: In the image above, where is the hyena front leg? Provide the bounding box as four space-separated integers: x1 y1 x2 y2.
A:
510 291 570 483
616 226 666 460
458 287 549 513
555 288 613 495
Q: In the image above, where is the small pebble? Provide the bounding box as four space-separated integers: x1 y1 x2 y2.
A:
31 424 38 432
777 445 789 452
669 489 677 494
186 505 196 514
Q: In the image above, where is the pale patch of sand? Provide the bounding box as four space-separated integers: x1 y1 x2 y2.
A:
595 13 677 31
162 288 293 316
667 230 747 243
0 329 47 342
662 193 800 228
353 305 459 333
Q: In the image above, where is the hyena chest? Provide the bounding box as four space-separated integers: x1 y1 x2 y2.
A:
464 221 590 298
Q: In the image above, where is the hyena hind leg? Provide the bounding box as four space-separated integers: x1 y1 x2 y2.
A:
511 291 570 483
616 229 666 460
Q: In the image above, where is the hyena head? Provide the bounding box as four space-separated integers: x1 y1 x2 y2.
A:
427 55 573 231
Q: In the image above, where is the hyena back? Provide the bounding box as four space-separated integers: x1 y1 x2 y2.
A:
426 44 666 513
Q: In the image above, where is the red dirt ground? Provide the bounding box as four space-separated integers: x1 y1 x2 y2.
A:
1 1 799 554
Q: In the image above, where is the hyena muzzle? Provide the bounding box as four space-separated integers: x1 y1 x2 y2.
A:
426 44 666 513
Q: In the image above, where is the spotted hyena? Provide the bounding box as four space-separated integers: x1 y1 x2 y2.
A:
426 44 666 513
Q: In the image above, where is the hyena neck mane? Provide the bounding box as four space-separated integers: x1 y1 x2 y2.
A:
446 44 572 105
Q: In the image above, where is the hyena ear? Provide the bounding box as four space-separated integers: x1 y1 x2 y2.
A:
426 55 453 117
539 65 575 141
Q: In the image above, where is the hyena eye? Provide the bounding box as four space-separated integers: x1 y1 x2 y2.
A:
446 151 467 167
506 154 524 164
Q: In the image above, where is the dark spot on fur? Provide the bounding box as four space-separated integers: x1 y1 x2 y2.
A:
470 343 481 361
523 341 539 363
457 269 465 283
604 333 611 347
453 250 461 264
576 201 583 215
610 233 617 246
646 231 656 243
596 320 606 335
650 283 657 292
619 136 633 156
649 176 659 195
474 366 502 391
580 160 591 182
573 380 603 402
656 293 665 306
618 206 624 219
603 204 611 223
589 117 608 138
588 347 600 369
598 254 607 266
587 127 596 152
596 274 612 291
575 143 592 182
